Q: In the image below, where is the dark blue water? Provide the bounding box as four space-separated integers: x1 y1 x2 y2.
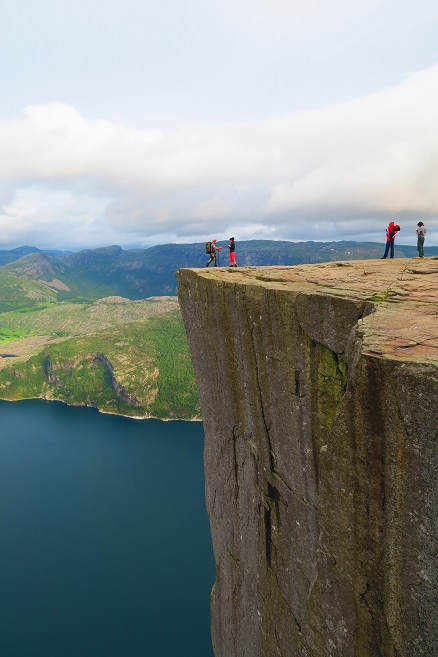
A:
0 400 215 657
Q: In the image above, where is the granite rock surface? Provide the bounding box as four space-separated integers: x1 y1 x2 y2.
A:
177 258 438 657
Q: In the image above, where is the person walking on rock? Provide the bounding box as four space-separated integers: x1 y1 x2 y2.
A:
381 221 400 259
227 237 237 267
416 221 427 258
205 239 219 267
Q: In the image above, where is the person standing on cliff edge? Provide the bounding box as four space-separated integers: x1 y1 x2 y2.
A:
227 237 237 267
381 221 400 259
416 221 427 258
205 239 219 267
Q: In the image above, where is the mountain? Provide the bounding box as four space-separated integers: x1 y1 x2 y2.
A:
2 240 438 300
0 246 72 266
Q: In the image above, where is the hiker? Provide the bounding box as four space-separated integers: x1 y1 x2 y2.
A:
416 222 427 258
205 239 219 267
381 221 400 259
227 237 237 267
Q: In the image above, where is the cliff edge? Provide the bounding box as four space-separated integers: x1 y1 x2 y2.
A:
177 259 437 657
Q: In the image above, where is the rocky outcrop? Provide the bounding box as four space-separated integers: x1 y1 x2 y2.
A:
177 259 438 657
92 353 142 406
43 352 142 407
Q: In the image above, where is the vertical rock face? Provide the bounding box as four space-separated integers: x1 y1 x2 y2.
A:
176 261 438 657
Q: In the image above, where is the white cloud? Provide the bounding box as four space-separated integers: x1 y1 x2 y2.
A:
0 64 437 248
0 186 113 248
267 67 438 216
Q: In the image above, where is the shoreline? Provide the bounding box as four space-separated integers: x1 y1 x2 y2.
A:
0 395 202 423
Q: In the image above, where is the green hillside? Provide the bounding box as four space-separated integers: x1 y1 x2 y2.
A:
0 295 200 420
0 296 178 337
0 270 57 314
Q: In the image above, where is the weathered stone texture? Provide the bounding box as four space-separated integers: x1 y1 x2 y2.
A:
176 259 438 657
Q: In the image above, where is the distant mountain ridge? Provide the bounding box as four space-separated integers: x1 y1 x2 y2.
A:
2 240 437 300
0 245 72 266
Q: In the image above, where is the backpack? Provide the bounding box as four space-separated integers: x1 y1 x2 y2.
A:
205 241 212 254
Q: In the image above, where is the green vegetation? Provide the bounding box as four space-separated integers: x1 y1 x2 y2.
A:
0 247 200 419
0 264 199 418
368 289 399 302
0 270 57 313
0 327 27 344
147 313 200 418
0 296 179 336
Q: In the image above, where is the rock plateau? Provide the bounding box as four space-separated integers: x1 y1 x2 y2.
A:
177 258 437 657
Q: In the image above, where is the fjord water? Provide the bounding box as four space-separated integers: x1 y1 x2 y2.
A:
0 400 214 657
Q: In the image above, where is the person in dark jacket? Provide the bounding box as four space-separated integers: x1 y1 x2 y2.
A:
381 221 400 259
227 237 237 267
416 222 427 258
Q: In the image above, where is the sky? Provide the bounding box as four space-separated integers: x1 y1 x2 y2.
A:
0 0 437 250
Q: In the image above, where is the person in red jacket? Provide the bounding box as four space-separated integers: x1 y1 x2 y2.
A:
381 221 400 259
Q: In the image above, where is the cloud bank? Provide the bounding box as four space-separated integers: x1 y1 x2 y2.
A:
1 64 437 248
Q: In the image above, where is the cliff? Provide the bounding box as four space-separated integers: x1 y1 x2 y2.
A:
177 259 438 657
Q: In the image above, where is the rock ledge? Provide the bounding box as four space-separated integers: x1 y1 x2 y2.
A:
177 259 437 657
